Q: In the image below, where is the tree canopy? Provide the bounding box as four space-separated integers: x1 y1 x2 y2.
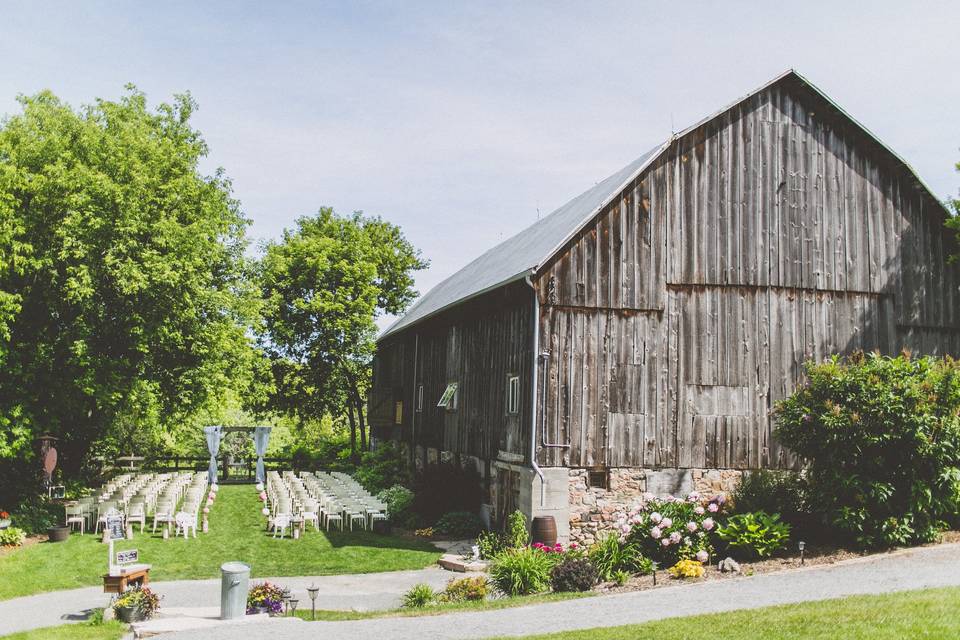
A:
258 208 427 458
0 88 260 473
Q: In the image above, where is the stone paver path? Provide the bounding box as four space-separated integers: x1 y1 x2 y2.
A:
161 543 960 640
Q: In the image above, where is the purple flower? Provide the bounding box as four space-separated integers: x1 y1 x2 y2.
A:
650 527 662 539
695 550 709 563
686 521 698 533
702 518 715 531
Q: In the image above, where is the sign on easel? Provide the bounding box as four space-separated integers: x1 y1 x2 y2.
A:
105 514 125 541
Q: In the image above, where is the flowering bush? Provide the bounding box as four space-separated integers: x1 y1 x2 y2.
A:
441 576 489 602
414 527 434 538
246 581 285 614
776 353 960 548
668 559 705 579
620 492 724 566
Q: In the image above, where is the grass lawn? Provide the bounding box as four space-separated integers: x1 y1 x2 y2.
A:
504 586 960 640
0 485 439 601
0 620 126 640
293 591 593 621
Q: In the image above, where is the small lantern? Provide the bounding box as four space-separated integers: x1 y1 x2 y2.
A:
798 540 806 565
289 598 299 616
307 584 319 621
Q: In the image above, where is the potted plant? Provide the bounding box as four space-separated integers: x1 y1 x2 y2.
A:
47 525 70 543
246 581 285 615
112 586 161 623
0 510 10 529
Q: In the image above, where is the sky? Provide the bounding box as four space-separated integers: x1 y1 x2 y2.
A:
1 1 958 328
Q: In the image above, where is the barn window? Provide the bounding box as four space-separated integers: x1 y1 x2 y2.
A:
437 382 458 410
587 469 610 490
507 375 520 414
394 400 403 425
415 385 424 412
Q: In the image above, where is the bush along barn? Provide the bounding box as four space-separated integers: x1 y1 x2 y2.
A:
368 69 960 546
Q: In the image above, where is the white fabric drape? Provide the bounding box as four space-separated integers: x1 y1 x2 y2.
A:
253 426 272 484
203 425 222 485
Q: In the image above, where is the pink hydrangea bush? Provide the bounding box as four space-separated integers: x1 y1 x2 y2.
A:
619 493 726 566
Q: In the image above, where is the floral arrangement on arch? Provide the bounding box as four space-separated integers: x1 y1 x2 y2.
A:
617 492 725 566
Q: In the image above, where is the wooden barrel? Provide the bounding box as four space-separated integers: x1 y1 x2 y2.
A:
531 515 557 547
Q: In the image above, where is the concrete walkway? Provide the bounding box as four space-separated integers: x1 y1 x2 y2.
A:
0 567 455 636
159 543 960 640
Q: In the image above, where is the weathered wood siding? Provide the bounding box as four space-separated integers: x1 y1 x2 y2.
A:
536 76 960 470
371 283 534 461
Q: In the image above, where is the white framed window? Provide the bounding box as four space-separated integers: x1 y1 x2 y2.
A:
437 382 458 410
416 385 424 412
507 375 520 414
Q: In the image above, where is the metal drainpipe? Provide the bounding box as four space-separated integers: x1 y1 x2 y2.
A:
525 275 546 506
410 333 419 468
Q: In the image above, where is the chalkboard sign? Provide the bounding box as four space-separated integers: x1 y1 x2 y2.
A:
116 549 138 565
105 513 125 541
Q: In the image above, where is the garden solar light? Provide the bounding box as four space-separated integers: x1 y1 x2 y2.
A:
798 541 806 565
307 584 319 620
289 598 299 616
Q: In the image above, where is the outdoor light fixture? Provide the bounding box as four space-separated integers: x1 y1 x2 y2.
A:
289 598 299 616
281 588 292 615
307 584 319 620
798 540 806 565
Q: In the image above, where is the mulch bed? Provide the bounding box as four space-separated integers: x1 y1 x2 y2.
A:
596 531 960 595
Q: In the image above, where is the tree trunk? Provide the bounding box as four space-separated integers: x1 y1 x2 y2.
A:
356 396 368 451
346 402 359 464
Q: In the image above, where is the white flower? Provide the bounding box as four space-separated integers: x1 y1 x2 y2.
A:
669 531 682 544
694 505 705 515
661 538 671 547
686 521 698 533
650 512 663 524
695 550 709 563
687 491 701 502
650 527 662 539
708 502 719 513
702 518 715 531
660 517 673 529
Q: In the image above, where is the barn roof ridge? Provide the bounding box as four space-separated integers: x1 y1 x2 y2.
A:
380 69 945 340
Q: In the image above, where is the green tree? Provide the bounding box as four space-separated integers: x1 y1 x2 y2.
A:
258 208 426 460
0 87 259 479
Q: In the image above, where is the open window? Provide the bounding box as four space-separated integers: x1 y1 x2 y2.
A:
507 375 520 414
437 382 458 410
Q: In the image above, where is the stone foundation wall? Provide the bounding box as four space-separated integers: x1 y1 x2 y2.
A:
568 468 743 546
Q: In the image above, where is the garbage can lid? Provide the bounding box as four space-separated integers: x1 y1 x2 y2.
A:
221 561 250 573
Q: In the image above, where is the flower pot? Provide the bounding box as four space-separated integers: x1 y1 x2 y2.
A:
47 525 70 543
0 518 11 530
115 605 146 623
248 605 270 615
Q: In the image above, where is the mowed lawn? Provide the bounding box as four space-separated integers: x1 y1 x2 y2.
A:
507 586 960 640
0 485 439 601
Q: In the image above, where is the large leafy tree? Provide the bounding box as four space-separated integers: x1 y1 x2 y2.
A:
258 208 426 460
0 88 259 475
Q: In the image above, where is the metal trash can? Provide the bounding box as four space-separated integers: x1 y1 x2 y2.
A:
220 561 250 620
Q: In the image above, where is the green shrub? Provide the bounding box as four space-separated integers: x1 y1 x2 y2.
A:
354 442 409 495
476 529 507 560
0 527 26 547
668 559 705 579
10 500 60 535
489 547 554 596
589 533 643 581
401 583 436 608
775 353 960 548
611 569 630 586
718 512 791 559
623 495 721 567
505 509 529 549
377 485 416 528
434 511 484 538
550 557 598 592
442 576 489 602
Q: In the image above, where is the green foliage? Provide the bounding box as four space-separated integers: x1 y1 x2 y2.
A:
775 353 960 548
354 442 409 494
611 569 631 586
489 547 554 596
550 557 598 592
588 533 644 581
441 576 489 602
11 499 60 535
377 485 416 528
718 512 791 559
476 529 508 560
0 526 26 546
733 471 807 520
434 511 484 538
624 495 720 567
257 208 427 459
411 463 483 525
401 583 436 608
113 586 161 618
0 88 260 477
505 509 529 550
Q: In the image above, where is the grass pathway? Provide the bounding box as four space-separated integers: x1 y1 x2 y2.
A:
0 485 439 600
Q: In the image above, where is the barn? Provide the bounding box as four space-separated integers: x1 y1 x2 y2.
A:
368 70 960 544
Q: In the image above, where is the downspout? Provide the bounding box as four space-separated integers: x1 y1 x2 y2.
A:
410 333 419 468
525 275 546 506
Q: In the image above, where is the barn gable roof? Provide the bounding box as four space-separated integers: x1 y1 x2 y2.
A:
380 69 946 340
